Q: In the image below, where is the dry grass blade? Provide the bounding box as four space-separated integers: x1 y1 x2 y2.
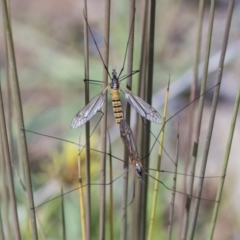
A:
167 123 180 240
99 1 110 239
147 79 169 240
83 2 91 239
0 85 21 239
187 0 235 238
1 0 38 238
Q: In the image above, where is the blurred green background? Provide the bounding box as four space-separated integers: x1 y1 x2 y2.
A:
0 0 240 239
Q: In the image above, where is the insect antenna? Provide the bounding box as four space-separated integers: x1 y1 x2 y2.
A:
83 10 111 80
117 8 136 79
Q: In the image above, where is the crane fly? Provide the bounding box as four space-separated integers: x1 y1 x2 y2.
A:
24 82 221 208
71 69 161 128
71 12 161 128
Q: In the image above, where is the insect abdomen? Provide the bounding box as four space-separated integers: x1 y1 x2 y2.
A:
111 89 123 124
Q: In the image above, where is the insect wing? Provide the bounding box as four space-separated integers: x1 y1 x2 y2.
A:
124 87 162 124
71 87 108 128
120 120 138 159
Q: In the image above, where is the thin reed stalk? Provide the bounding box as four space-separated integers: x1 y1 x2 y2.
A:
140 1 156 239
208 85 240 239
11 161 46 240
99 1 110 239
108 132 114 240
60 187 66 240
0 206 4 240
121 1 135 239
1 0 38 238
182 0 216 238
167 123 180 240
180 0 205 238
0 139 8 240
2 2 16 239
135 1 149 239
147 79 170 240
187 1 235 238
83 2 91 240
4 17 14 167
208 8 237 240
78 141 86 240
0 85 21 240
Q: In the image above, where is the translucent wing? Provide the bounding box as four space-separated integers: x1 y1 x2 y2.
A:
123 86 162 124
120 120 138 159
71 87 108 128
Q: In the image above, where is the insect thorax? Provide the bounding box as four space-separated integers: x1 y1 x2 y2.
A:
110 69 120 90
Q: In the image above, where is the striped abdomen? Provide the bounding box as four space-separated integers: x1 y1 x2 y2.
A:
111 89 123 124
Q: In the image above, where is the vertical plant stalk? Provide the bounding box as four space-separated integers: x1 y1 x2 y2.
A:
4 16 14 165
2 2 17 239
1 0 38 238
78 145 86 240
147 79 169 240
209 86 240 238
121 1 135 240
0 206 4 240
0 139 9 240
0 132 11 240
135 1 149 239
207 9 237 240
108 131 114 240
0 85 21 240
11 162 46 240
61 187 66 240
99 1 110 239
83 2 91 240
180 0 205 239
140 1 156 239
187 0 235 239
167 123 180 240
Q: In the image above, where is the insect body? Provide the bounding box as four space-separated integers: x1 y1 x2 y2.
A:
120 119 143 178
110 70 123 124
71 69 161 128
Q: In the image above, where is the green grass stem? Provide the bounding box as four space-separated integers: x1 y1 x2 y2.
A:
83 2 91 239
2 0 38 238
0 84 21 239
167 123 179 240
99 1 111 239
187 0 235 238
147 79 170 240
